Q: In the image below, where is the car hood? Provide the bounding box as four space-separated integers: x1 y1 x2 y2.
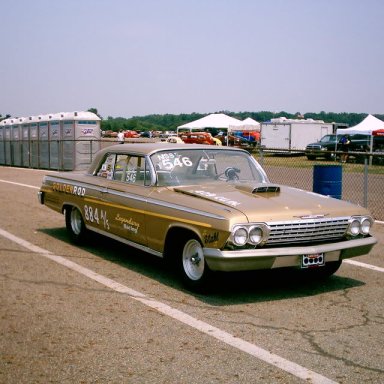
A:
173 182 368 222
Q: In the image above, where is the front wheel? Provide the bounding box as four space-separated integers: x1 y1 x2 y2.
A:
65 206 87 244
175 236 212 291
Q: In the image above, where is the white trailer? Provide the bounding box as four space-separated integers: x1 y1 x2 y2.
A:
260 117 333 152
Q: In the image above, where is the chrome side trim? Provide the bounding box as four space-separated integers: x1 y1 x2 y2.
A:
44 175 227 221
87 225 163 258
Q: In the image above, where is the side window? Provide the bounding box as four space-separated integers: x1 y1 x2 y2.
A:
96 153 148 185
114 155 147 185
125 156 139 183
96 153 116 179
113 154 129 181
126 156 147 185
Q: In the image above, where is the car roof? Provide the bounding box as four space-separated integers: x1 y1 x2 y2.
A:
89 143 246 174
100 142 244 155
94 142 243 163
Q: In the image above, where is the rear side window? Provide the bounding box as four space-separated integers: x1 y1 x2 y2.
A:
96 153 116 179
96 153 148 185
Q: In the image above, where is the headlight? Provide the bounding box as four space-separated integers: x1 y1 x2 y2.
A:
360 217 373 235
231 223 270 246
347 218 361 236
347 216 373 236
249 226 263 245
232 227 248 246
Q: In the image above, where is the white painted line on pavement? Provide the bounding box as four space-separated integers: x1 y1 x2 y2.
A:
0 227 337 384
344 259 384 272
0 179 40 189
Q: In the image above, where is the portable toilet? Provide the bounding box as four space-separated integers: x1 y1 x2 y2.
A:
28 116 39 168
38 115 50 169
11 117 24 166
73 111 101 170
21 120 30 167
60 111 101 170
3 119 12 165
59 112 75 170
0 119 6 164
48 113 62 170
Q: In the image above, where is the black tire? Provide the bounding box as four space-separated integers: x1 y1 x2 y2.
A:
172 234 212 292
65 206 87 244
306 155 316 160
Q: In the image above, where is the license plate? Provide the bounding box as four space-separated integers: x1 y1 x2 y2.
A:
301 253 325 268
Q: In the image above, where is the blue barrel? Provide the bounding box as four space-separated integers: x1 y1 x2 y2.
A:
313 165 342 199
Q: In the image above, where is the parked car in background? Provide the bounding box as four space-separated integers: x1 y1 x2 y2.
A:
140 131 153 138
215 132 250 147
124 130 140 138
180 131 215 145
305 134 337 160
102 130 118 138
233 130 261 146
305 134 384 161
159 131 177 140
164 136 184 144
38 143 376 291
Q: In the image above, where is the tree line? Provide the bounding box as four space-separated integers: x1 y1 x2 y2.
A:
99 110 384 133
2 109 383 132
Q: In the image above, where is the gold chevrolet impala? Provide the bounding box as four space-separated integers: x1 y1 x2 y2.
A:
38 143 377 290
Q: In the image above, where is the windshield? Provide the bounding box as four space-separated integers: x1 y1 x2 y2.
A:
150 148 268 187
320 135 336 143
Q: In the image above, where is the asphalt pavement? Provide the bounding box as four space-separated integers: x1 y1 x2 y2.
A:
0 166 383 384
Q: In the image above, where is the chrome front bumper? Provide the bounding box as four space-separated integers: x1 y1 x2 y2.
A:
203 236 377 272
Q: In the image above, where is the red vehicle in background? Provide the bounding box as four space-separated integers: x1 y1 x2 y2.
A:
180 131 215 145
124 130 140 138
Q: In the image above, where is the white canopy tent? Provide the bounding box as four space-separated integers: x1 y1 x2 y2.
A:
336 114 384 154
336 114 384 136
235 117 260 131
177 113 243 132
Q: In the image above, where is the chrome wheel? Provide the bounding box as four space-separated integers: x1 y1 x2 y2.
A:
70 207 83 235
65 206 86 243
182 239 205 281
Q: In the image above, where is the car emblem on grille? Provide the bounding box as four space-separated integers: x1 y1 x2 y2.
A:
295 214 329 219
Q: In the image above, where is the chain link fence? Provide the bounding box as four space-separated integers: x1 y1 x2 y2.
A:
253 148 384 221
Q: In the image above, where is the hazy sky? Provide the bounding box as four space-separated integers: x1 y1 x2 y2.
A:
1 0 384 119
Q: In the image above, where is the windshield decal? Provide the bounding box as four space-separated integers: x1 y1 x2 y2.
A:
156 152 192 170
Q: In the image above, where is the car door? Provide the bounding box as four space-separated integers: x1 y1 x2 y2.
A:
94 153 151 247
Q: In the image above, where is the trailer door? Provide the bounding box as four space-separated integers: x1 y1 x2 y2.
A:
261 124 290 149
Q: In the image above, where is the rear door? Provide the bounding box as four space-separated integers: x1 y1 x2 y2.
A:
92 153 151 246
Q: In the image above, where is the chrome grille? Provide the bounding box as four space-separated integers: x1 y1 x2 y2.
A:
306 144 321 150
266 217 349 244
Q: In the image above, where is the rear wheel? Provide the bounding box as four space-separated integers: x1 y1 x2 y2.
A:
65 206 87 244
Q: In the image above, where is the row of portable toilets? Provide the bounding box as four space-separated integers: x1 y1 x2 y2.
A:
0 111 101 171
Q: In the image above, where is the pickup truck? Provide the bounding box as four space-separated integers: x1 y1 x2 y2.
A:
305 134 338 160
305 134 383 161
